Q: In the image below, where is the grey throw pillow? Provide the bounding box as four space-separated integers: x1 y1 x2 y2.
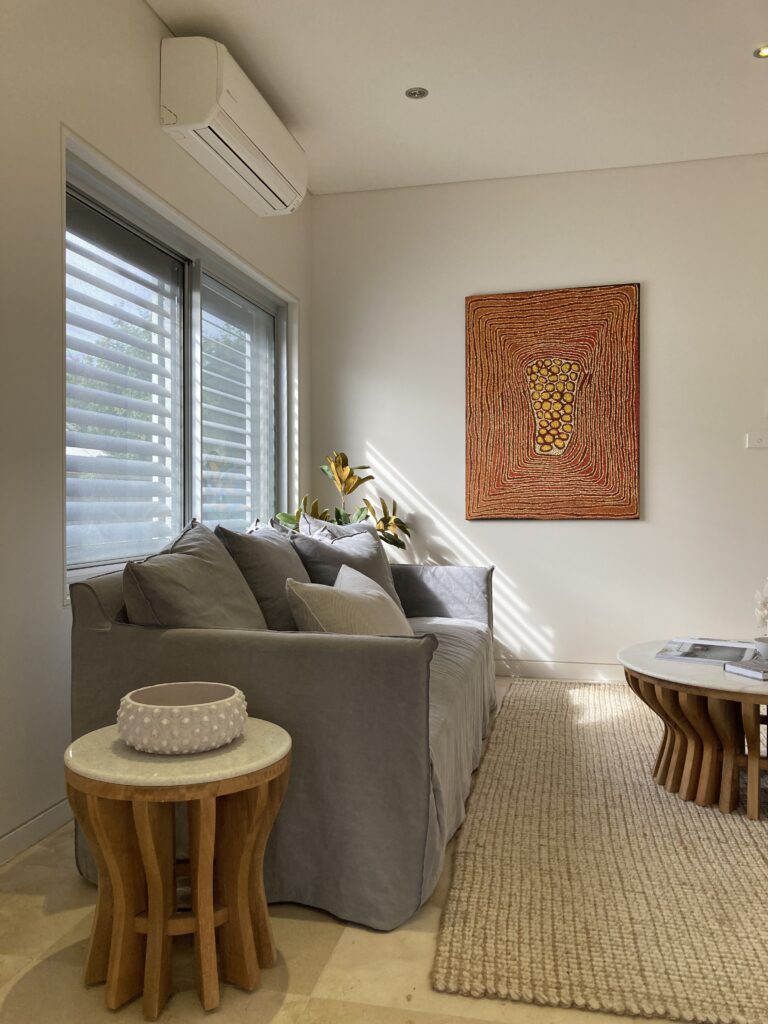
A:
291 528 403 609
215 524 309 631
299 512 375 538
286 565 413 636
124 522 267 630
268 516 293 534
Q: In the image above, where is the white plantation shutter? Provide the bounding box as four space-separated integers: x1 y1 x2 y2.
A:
200 276 275 531
65 194 184 567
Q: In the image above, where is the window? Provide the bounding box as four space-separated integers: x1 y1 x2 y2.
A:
65 186 280 570
200 276 275 531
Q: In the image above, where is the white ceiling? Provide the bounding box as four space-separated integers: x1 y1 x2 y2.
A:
147 0 768 195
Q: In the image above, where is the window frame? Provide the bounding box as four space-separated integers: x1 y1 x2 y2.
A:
64 155 289 582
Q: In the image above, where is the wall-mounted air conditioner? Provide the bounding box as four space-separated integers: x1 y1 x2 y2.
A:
160 36 307 216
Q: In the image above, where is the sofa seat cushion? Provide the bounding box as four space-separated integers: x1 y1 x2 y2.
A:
408 616 497 898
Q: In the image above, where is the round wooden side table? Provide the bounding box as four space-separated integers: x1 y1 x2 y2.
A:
64 718 291 1020
619 641 767 820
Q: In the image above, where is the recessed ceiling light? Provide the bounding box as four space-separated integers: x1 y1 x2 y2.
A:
405 86 429 99
754 46 768 58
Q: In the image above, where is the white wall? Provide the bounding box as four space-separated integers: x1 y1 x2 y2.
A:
311 154 768 677
0 0 311 857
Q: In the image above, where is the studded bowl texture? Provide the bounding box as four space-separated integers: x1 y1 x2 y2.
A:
116 681 248 755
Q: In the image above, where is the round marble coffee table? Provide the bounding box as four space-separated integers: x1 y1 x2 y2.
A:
64 718 291 1020
618 642 767 820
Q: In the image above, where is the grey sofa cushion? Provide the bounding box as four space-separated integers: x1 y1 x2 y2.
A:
286 565 414 636
291 528 402 608
124 522 267 630
268 517 293 534
215 524 309 631
299 512 375 538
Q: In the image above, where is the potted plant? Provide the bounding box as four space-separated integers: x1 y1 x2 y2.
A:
276 451 410 548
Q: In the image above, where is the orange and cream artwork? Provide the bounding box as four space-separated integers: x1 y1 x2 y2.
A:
525 357 584 456
466 284 639 520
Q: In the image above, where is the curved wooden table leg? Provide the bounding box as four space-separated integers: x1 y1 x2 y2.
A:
134 802 175 1020
678 693 720 807
88 795 146 1010
742 702 762 820
188 797 219 1011
66 785 113 987
709 697 743 814
251 769 291 968
626 673 667 777
635 679 676 784
656 685 702 800
214 786 266 991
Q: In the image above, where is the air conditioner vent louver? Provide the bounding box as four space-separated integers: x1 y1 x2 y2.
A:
160 37 307 217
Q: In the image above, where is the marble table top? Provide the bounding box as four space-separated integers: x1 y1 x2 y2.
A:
617 640 768 699
65 718 292 787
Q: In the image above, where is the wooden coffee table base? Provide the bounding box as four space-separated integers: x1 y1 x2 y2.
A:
66 754 290 1020
624 669 765 819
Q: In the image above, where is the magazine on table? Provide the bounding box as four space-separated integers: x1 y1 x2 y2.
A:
655 638 757 665
723 658 768 680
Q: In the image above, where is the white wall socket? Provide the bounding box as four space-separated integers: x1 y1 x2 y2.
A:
745 433 768 448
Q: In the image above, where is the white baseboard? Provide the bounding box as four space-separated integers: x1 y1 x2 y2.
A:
495 658 625 682
0 799 73 866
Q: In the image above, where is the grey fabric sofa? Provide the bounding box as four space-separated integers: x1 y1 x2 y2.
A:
70 563 495 931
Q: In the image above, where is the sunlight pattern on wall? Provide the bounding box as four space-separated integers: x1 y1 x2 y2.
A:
363 443 556 666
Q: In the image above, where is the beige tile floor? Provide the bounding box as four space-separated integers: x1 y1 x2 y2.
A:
0 681 665 1024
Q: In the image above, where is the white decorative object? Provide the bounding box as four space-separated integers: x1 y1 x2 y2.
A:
753 579 768 657
117 682 248 755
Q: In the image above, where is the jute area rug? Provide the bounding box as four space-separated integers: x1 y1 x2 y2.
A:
432 680 768 1024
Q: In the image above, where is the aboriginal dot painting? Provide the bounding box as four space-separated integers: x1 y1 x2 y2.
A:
466 284 639 519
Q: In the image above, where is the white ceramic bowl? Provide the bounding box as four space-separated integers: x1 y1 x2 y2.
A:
117 681 248 755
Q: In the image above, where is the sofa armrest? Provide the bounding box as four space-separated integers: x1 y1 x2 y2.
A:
71 619 437 741
391 563 494 630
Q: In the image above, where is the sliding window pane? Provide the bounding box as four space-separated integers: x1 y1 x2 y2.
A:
65 195 184 567
200 275 275 531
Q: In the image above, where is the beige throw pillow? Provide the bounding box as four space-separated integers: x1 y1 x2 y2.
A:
285 565 414 637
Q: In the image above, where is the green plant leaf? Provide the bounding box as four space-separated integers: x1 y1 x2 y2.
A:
275 512 299 529
380 531 406 549
351 506 370 522
320 465 334 482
